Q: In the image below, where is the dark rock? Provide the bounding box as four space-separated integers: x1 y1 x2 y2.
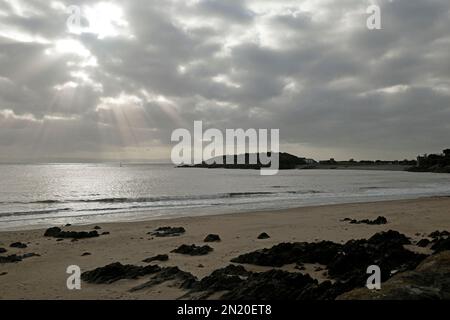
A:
10 242 27 249
416 239 431 247
101 232 110 235
231 241 341 267
231 230 425 289
130 266 197 292
148 226 185 237
429 230 450 239
171 244 213 256
204 234 221 242
0 272 7 276
142 254 169 263
65 224 72 227
45 227 63 237
93 226 101 230
367 230 410 245
198 264 204 268
185 265 353 300
81 252 91 256
346 216 388 225
338 251 450 300
81 262 161 284
431 237 450 253
56 239 64 242
221 269 326 300
0 252 39 264
191 265 250 293
44 227 99 239
22 253 40 259
327 231 421 283
0 247 6 254
0 254 22 264
257 232 270 239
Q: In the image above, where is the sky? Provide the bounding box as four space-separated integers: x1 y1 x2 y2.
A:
0 0 449 162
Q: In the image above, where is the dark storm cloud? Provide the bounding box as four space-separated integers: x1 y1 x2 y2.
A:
0 0 449 161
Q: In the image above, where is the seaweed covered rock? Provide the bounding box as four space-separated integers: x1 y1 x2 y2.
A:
231 241 341 267
44 227 99 239
191 265 250 293
342 216 388 225
148 227 186 237
81 262 161 284
231 230 425 290
130 266 197 292
0 254 22 264
427 230 450 253
338 251 450 300
171 244 213 256
0 252 39 264
220 269 345 300
431 238 450 253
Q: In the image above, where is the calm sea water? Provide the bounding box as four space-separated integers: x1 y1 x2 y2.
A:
1 163 450 230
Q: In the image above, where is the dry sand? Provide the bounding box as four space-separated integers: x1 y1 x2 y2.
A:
1 196 450 300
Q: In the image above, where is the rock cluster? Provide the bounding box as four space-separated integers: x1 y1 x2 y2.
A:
0 253 40 264
231 230 425 289
44 227 99 239
148 226 186 237
429 230 450 253
171 244 213 256
80 229 450 300
130 266 197 292
338 251 450 300
81 262 161 284
342 216 388 225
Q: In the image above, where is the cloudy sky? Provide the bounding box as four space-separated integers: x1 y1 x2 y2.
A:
0 0 449 162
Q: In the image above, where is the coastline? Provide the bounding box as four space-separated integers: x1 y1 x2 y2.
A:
1 196 450 299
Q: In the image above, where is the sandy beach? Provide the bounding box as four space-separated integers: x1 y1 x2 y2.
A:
1 196 450 300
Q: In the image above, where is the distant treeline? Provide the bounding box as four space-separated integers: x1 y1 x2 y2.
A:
408 149 450 173
318 159 417 166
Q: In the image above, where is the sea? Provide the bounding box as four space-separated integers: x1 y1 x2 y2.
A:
1 163 449 230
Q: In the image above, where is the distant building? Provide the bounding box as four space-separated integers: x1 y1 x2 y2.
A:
319 158 337 165
417 155 427 167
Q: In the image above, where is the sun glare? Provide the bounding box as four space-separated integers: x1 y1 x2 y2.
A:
84 3 128 39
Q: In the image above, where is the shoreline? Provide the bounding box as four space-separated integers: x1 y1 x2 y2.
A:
1 196 450 299
2 194 449 232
